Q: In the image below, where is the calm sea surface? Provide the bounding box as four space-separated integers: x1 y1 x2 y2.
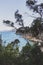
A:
0 31 34 50
0 31 27 50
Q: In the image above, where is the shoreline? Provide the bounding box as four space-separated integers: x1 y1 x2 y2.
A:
21 35 43 43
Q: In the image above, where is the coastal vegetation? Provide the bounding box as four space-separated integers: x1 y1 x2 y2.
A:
0 0 43 65
16 0 43 41
3 0 43 41
0 36 43 65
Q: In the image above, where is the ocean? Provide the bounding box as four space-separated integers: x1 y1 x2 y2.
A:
0 31 34 50
0 31 27 50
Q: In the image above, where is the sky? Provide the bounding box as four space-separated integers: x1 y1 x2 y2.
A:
0 0 43 31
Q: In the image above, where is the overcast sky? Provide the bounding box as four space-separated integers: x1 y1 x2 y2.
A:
0 0 43 31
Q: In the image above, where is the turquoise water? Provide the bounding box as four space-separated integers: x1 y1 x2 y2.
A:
0 31 27 50
0 31 34 50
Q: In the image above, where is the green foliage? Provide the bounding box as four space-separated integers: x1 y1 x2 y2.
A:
15 10 24 27
26 0 43 17
3 20 14 27
0 1 43 65
0 39 20 65
16 27 30 34
0 39 43 65
19 42 43 65
26 0 43 37
30 18 43 36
